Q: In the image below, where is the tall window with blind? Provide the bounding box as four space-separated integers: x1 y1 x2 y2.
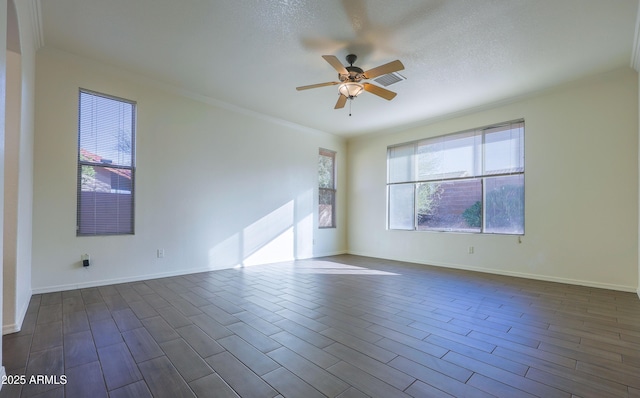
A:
387 120 524 234
319 148 336 228
77 89 136 235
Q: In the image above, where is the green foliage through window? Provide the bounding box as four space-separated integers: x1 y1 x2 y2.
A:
462 201 482 228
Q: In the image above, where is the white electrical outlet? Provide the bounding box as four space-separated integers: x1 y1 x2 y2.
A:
157 249 165 258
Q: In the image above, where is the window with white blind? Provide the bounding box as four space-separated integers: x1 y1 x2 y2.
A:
319 148 336 228
388 120 524 234
77 89 136 235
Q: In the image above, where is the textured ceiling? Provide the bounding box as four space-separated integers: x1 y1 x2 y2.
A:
40 0 639 137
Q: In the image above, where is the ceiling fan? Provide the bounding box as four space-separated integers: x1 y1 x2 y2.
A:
296 54 405 110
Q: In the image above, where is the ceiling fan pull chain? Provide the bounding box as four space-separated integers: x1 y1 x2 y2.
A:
349 98 352 116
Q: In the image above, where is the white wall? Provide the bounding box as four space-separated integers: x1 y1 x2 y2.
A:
32 48 346 293
3 50 20 331
2 0 36 334
0 0 6 382
348 67 639 292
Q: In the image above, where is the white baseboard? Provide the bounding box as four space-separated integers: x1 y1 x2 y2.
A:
313 250 348 258
2 292 33 335
347 250 638 293
31 265 233 294
3 323 20 335
28 250 638 296
32 252 350 294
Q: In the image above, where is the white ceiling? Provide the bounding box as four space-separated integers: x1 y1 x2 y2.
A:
39 0 639 137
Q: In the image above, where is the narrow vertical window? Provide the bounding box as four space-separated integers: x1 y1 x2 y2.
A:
319 148 336 228
77 89 136 235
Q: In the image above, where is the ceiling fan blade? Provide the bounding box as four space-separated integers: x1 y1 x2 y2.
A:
322 55 348 74
296 81 340 91
363 60 405 79
363 83 397 100
334 94 347 109
341 0 370 35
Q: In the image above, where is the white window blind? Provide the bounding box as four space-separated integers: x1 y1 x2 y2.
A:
77 89 136 235
387 120 524 234
319 148 336 228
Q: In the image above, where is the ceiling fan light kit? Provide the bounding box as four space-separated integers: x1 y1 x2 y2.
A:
296 54 404 114
338 82 364 98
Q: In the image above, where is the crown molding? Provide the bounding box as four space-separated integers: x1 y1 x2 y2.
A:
632 0 640 71
28 0 44 50
39 47 333 139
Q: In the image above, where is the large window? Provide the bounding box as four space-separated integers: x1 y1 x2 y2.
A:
77 89 136 235
319 148 336 228
388 120 524 234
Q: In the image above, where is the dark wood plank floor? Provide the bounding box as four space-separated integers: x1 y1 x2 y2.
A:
2 254 640 397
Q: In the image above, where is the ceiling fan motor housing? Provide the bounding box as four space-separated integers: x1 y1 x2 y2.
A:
339 54 365 82
340 66 365 82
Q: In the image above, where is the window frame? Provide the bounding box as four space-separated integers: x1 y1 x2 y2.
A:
387 119 524 235
76 88 137 236
318 148 337 229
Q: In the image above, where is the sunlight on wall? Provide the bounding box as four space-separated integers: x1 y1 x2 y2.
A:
207 189 323 270
242 201 294 266
243 226 294 266
207 232 240 270
296 213 313 258
209 200 299 269
295 189 314 259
